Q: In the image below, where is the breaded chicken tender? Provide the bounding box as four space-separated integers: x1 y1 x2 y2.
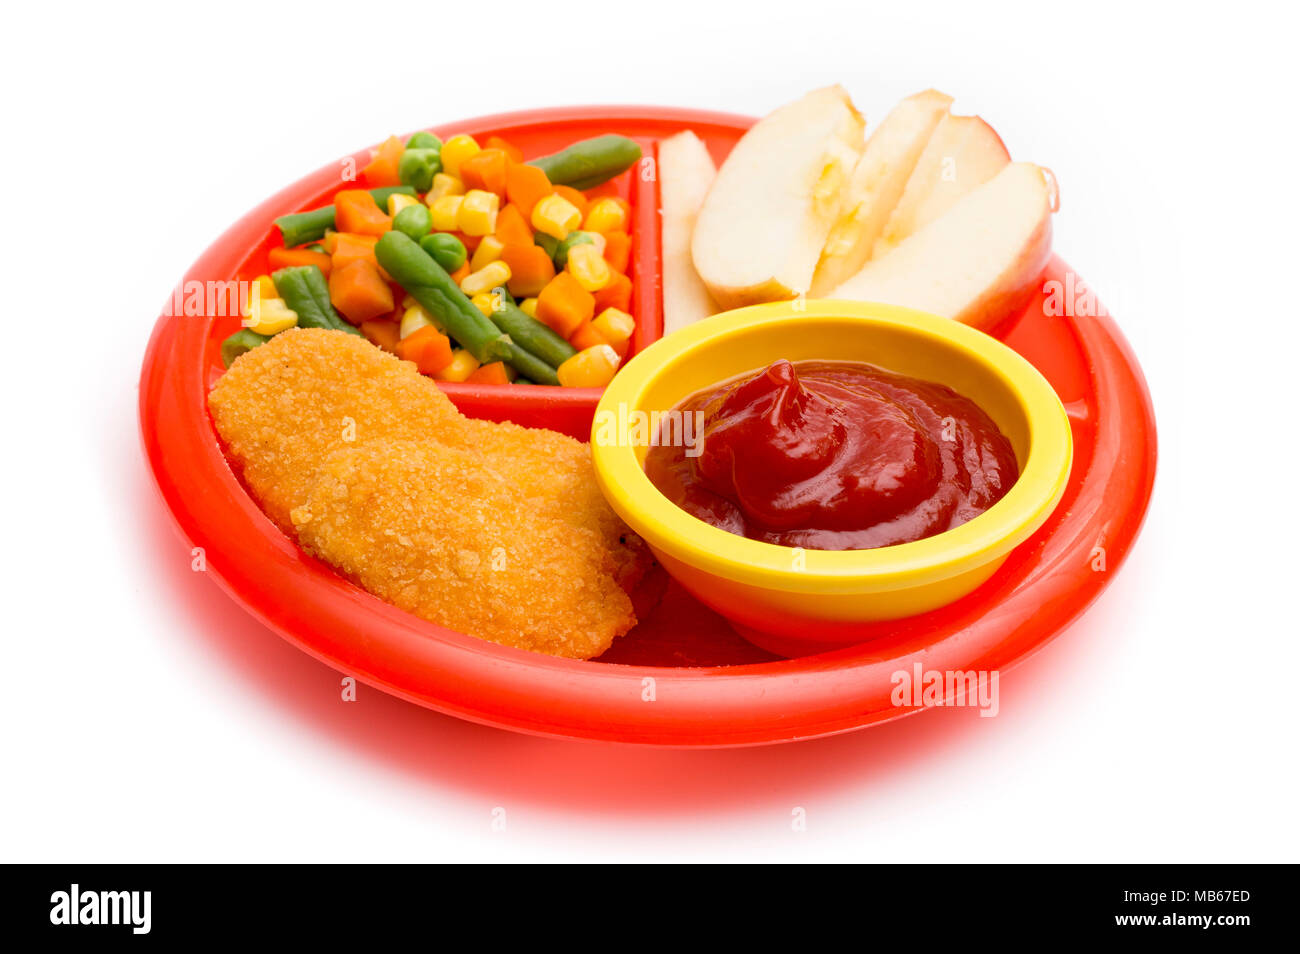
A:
297 441 635 658
208 328 646 659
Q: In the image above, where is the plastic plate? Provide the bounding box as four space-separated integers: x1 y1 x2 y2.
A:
139 106 1157 746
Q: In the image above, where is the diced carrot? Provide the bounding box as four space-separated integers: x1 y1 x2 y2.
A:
449 262 471 285
465 360 511 385
268 247 332 277
568 321 607 352
505 163 553 218
553 185 589 220
602 230 631 274
394 325 454 375
361 135 405 187
493 204 534 249
607 336 630 360
331 233 382 275
592 271 632 313
460 148 509 197
500 244 555 298
583 180 628 202
335 189 392 237
360 318 400 353
485 136 524 164
535 272 595 338
328 259 394 324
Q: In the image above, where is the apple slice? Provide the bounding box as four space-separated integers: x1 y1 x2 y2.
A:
659 130 719 335
810 89 953 297
870 113 1010 260
692 85 865 310
829 162 1056 331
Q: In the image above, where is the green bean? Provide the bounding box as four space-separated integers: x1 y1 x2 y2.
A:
273 207 335 248
376 232 509 361
532 231 560 260
376 232 559 384
528 134 642 189
273 187 417 246
487 299 577 369
271 265 360 335
367 185 418 212
221 329 269 367
499 340 562 386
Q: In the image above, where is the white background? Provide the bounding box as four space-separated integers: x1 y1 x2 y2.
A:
2 0 1296 862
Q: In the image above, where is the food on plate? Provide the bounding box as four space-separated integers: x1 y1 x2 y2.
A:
644 358 1019 550
828 163 1055 331
869 112 1009 261
224 130 644 387
691 85 866 310
810 89 952 296
208 328 649 658
658 131 719 333
669 86 1055 331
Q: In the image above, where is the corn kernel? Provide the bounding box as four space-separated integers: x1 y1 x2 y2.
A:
388 192 420 216
592 307 635 343
461 261 512 297
556 344 621 388
583 197 628 234
441 134 480 178
426 173 465 203
470 234 505 271
243 296 298 336
470 293 496 317
434 349 482 383
566 243 611 292
518 297 539 318
251 275 278 302
400 305 435 339
429 195 464 232
458 189 499 236
531 194 582 240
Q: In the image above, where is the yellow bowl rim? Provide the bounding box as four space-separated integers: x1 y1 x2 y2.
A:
591 300 1073 595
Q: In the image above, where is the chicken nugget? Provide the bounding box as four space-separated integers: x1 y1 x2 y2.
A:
208 328 462 530
293 440 635 658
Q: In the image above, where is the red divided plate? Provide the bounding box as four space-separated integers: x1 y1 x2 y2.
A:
139 106 1157 746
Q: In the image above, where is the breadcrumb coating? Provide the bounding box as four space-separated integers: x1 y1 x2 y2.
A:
208 328 645 659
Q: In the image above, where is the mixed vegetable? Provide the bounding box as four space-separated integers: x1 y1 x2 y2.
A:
223 129 642 387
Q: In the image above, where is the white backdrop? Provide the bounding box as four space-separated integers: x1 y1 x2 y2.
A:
2 0 1295 862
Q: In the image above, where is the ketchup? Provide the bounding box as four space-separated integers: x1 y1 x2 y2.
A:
644 360 1019 550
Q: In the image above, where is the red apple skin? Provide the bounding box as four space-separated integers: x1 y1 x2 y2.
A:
955 212 1054 333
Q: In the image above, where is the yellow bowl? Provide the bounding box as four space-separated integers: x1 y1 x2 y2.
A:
591 300 1073 658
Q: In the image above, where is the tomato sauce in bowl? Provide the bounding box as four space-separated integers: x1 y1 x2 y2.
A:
644 359 1019 550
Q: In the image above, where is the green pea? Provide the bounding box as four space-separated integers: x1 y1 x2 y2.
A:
406 131 442 150
419 232 467 272
393 204 432 241
398 148 442 192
